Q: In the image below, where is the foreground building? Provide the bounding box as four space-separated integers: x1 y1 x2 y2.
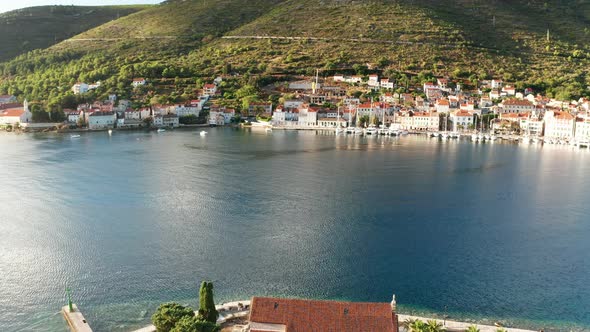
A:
248 296 398 332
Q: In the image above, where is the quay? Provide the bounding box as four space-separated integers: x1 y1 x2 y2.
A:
62 304 93 332
398 314 537 332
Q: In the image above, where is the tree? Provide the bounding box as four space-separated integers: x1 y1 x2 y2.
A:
170 316 220 332
467 325 480 332
425 320 444 332
408 319 427 332
152 302 195 332
197 282 218 323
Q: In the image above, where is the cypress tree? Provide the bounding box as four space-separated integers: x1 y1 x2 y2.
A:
197 281 218 323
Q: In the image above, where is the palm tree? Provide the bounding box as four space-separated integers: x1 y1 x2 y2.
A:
409 319 427 332
425 319 444 332
467 325 480 332
401 318 417 330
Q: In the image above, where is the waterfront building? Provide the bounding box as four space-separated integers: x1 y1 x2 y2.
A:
501 99 535 114
248 296 398 332
451 110 474 131
544 110 575 139
0 100 31 125
297 106 318 127
249 102 273 117
161 114 179 128
66 110 83 124
88 111 116 130
575 115 590 142
400 111 439 131
318 117 347 128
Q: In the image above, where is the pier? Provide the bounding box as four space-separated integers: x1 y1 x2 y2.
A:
62 304 93 332
398 314 537 332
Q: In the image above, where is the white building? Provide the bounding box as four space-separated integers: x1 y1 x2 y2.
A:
162 114 179 128
544 111 575 139
435 99 450 114
400 111 439 131
575 117 590 142
72 83 89 95
88 112 116 130
174 104 200 117
298 106 318 126
66 110 83 124
451 110 473 131
501 99 534 114
0 101 31 125
368 74 380 88
132 78 146 87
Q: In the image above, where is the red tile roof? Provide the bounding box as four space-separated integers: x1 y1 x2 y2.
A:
249 297 397 332
503 99 533 106
0 108 24 117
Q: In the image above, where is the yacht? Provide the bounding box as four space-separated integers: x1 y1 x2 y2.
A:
70 134 81 139
199 130 207 136
157 128 166 133
108 129 112 136
354 127 364 135
450 132 460 139
471 133 478 141
365 125 378 135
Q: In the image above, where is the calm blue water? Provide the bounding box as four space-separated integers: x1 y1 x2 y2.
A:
1 129 589 332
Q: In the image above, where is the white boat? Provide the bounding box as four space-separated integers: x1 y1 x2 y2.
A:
200 130 208 136
365 125 378 135
430 132 439 138
450 132 460 139
335 127 343 135
108 129 113 136
471 134 478 141
157 128 166 133
441 132 449 139
400 130 409 135
490 135 497 141
346 126 355 134
478 133 484 141
70 134 81 138
354 127 364 135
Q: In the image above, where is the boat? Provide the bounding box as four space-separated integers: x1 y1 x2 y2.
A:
450 132 460 139
430 132 439 138
157 128 166 133
471 133 478 141
490 135 497 141
108 129 113 136
354 127 364 135
532 137 540 144
441 132 449 139
70 134 81 139
200 130 208 136
365 124 378 135
265 127 273 133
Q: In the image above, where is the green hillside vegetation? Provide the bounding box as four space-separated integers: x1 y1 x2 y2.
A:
0 5 149 62
1 0 590 111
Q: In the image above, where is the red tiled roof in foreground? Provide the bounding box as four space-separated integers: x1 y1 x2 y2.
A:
249 297 398 332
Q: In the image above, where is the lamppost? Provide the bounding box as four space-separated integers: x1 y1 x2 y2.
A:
443 305 448 327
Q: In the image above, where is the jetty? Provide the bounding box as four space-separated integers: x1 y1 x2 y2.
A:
62 304 93 332
398 314 536 332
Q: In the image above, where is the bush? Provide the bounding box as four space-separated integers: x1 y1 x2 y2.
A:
152 302 195 332
170 316 220 332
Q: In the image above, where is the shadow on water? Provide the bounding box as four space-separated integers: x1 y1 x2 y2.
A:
183 144 337 160
452 163 504 174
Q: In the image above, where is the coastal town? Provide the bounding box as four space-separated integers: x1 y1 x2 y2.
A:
1 72 589 147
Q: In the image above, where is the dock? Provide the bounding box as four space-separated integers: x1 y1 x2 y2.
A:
398 314 537 332
62 304 93 332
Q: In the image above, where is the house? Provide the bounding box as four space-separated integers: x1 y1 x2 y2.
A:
544 111 575 139
132 78 146 87
272 106 286 126
423 82 437 91
380 78 394 90
162 114 179 127
289 80 316 90
451 110 474 131
491 79 503 89
202 83 217 96
174 104 200 117
0 95 17 104
400 111 439 131
248 102 273 116
501 99 534 114
502 85 516 96
435 99 450 114
368 74 380 87
318 117 347 128
575 116 590 142
0 101 31 125
284 100 304 109
88 111 116 130
298 106 318 126
248 296 398 332
437 78 449 89
72 83 89 95
209 106 234 125
66 110 83 124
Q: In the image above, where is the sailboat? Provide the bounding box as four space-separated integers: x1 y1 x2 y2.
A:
335 106 343 135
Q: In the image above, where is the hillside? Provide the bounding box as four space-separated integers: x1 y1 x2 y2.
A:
0 5 149 61
1 0 590 107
